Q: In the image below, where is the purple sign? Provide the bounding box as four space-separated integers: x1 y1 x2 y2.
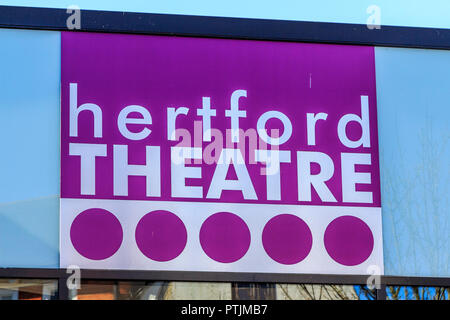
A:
60 32 383 275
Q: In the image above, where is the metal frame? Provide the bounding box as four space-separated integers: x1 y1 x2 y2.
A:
0 5 449 300
0 5 450 49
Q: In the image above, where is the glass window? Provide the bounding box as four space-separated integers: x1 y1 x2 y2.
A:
276 284 375 300
71 281 232 300
70 281 374 300
232 283 276 300
386 286 449 300
0 279 58 300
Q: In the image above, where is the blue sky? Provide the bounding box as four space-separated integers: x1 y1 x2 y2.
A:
1 0 450 29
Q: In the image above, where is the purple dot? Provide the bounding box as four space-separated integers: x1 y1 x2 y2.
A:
200 212 251 263
135 210 187 262
262 214 313 265
324 215 374 266
70 208 123 260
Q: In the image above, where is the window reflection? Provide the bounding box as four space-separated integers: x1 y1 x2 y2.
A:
71 281 232 300
70 281 376 300
232 283 276 300
2 278 448 300
387 286 449 300
276 284 375 300
0 279 58 300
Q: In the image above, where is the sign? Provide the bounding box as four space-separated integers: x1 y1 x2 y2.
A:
60 32 383 275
